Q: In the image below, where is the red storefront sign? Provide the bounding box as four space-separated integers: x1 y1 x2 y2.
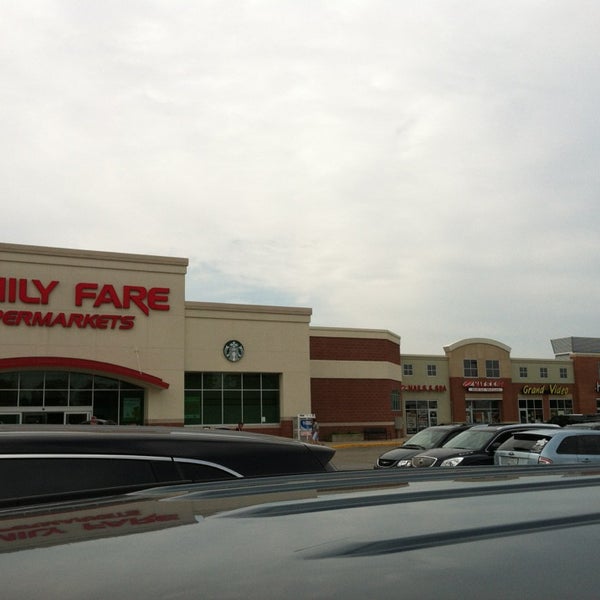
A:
0 277 170 331
401 384 447 392
463 379 504 392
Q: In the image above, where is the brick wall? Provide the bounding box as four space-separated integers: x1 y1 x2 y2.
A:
311 378 398 439
572 356 600 414
310 337 401 364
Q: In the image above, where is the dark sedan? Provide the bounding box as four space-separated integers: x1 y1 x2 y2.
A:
0 426 335 506
374 423 472 468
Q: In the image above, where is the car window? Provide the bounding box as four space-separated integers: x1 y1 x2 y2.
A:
443 430 494 450
0 457 179 501
403 428 451 448
556 436 579 454
498 434 551 453
489 431 520 450
175 461 238 482
577 435 600 455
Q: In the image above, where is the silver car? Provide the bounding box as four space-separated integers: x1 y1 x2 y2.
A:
494 428 600 465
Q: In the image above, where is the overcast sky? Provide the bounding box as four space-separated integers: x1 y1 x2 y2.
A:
2 1 599 358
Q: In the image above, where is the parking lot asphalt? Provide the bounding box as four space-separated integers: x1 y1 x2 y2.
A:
324 439 405 470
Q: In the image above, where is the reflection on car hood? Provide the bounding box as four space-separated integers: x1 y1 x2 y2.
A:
2 467 600 599
377 446 425 460
413 447 479 458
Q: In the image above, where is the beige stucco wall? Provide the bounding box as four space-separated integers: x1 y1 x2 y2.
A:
401 354 452 423
0 243 188 424
443 338 512 377
510 357 574 383
184 302 313 423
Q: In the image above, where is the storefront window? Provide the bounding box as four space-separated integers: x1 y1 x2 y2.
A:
93 376 119 390
0 390 18 407
243 390 262 423
19 389 43 406
0 371 145 425
405 400 438 434
70 389 93 406
203 390 222 423
70 373 93 390
261 390 279 423
89 390 119 423
44 389 68 406
466 400 500 424
121 392 144 425
19 371 45 389
223 390 242 423
184 391 202 425
224 374 242 390
0 414 19 424
549 398 573 418
184 372 280 425
45 372 69 389
518 398 544 423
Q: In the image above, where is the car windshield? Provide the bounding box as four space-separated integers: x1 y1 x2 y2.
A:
402 428 450 449
442 429 495 450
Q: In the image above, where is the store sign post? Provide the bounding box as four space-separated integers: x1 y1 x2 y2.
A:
296 414 315 441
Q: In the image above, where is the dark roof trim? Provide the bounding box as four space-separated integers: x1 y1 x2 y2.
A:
0 356 169 389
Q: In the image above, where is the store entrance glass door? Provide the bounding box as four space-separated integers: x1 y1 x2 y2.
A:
21 411 90 424
466 400 501 424
405 400 438 434
23 412 64 424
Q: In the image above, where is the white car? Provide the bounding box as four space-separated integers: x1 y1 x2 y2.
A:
494 428 600 465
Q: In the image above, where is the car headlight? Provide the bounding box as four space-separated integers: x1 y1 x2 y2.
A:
440 456 465 467
397 459 412 467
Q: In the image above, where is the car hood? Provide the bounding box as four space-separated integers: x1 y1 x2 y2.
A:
413 447 479 459
2 467 600 599
377 446 427 461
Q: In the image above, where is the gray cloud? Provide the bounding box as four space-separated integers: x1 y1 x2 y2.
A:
2 0 599 357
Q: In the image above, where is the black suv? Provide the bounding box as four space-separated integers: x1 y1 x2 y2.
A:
374 424 472 468
407 422 560 468
0 426 335 506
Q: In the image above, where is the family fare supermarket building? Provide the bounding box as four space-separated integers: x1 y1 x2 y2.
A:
0 243 402 438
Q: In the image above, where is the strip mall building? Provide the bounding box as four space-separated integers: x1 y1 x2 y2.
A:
1 243 598 439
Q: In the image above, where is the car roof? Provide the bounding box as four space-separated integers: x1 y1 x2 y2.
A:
414 423 470 431
468 422 560 432
513 428 600 438
1 466 600 598
508 428 565 438
0 425 337 507
0 425 291 444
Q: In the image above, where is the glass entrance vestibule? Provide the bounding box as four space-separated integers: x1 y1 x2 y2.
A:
0 370 144 425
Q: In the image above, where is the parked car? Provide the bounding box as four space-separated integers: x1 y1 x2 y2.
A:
406 423 560 468
549 413 600 426
1 465 600 599
0 426 335 506
565 421 600 430
374 424 472 468
494 428 600 465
